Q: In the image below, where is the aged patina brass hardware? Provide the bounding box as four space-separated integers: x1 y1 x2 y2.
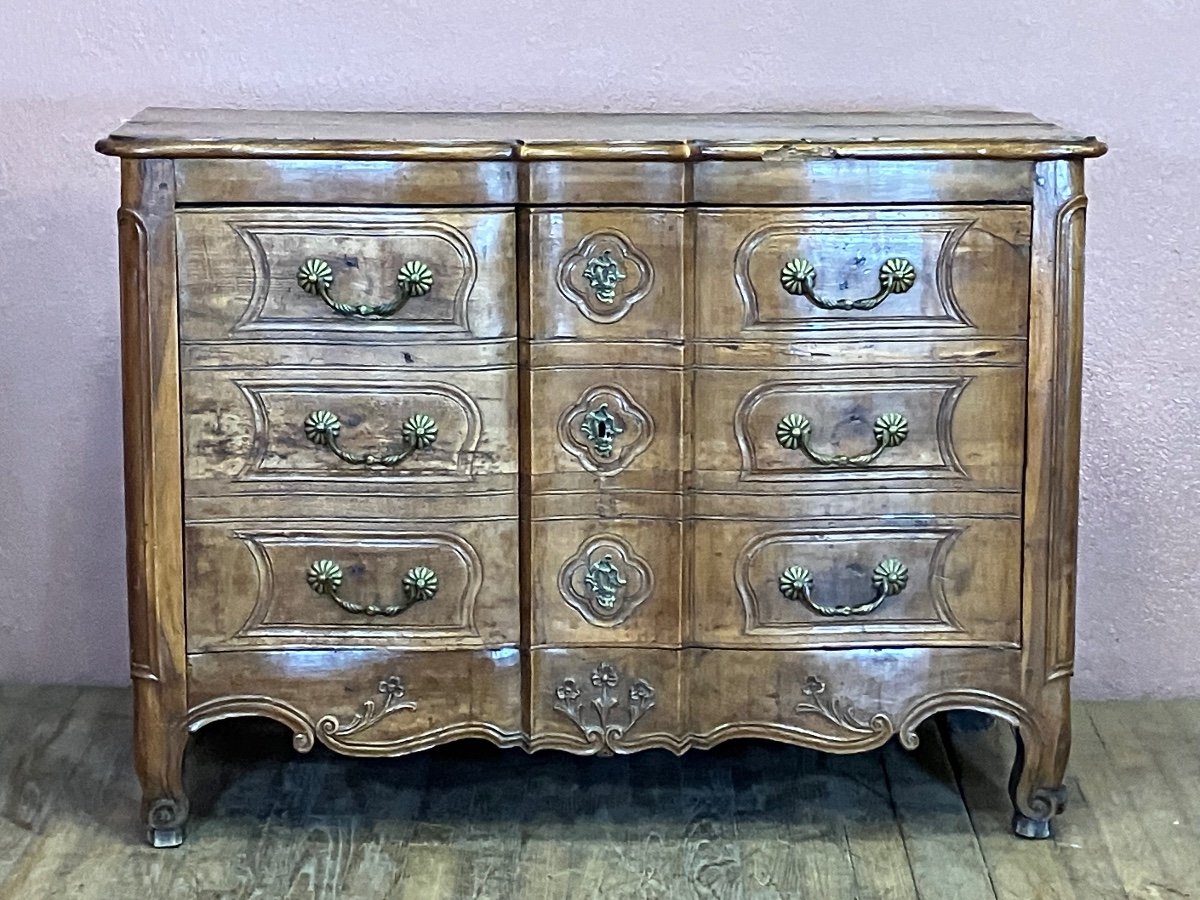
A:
780 256 916 310
306 560 439 616
778 558 909 616
297 257 434 317
581 249 627 303
775 412 907 467
303 410 437 467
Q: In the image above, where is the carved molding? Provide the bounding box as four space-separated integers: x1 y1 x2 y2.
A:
183 686 1046 772
233 378 483 484
552 662 657 753
556 383 654 475
230 214 478 335
186 694 525 757
733 377 969 483
733 216 974 332
555 229 654 324
557 534 654 627
1045 192 1089 682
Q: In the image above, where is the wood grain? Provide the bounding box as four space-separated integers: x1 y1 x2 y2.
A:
176 207 517 343
98 109 1102 845
695 205 1032 342
97 108 1106 161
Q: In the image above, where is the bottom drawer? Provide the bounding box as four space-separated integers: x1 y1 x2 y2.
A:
691 516 1021 648
185 520 519 651
528 646 1025 755
187 648 523 755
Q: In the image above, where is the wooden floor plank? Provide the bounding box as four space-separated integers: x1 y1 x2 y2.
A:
942 713 1084 900
4 691 1200 899
881 720 998 898
1082 700 1200 897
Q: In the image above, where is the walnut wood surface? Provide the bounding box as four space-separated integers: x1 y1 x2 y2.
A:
97 108 1106 160
101 108 1102 845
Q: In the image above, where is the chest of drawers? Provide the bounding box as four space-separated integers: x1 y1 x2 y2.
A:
97 109 1104 846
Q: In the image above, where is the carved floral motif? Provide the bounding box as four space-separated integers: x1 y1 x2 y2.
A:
793 675 891 738
317 675 416 738
553 662 656 753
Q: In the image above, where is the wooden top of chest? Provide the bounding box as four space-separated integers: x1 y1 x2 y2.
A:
97 108 1105 162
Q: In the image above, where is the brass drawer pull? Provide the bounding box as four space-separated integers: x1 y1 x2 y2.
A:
303 410 437 467
306 560 439 616
780 257 916 311
297 257 434 318
776 412 907 467
778 559 908 616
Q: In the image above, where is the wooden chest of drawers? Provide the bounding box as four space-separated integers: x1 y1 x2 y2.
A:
97 109 1104 846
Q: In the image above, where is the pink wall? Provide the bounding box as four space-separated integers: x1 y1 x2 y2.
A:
1 1 1196 698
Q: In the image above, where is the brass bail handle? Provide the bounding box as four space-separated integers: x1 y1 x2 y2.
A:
778 559 909 617
297 258 434 318
303 410 438 468
775 412 908 467
780 257 916 311
306 561 440 616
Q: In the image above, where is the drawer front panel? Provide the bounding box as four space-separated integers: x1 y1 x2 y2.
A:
177 208 515 342
529 648 683 753
529 364 682 493
528 209 684 341
183 367 517 494
696 206 1030 340
187 648 524 754
691 517 1021 647
531 519 682 647
185 520 519 651
692 365 1025 492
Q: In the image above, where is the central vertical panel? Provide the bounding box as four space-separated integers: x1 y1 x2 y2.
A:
522 203 688 752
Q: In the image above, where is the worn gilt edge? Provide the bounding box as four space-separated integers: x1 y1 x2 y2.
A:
185 696 524 756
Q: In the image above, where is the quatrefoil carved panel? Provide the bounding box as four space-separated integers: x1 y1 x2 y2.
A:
558 534 654 627
557 384 654 475
556 229 654 324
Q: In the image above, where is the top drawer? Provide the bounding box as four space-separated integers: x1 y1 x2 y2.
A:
696 206 1031 341
176 208 515 343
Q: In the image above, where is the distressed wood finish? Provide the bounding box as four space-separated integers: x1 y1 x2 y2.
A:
184 518 520 651
176 208 516 342
691 363 1027 492
690 516 1022 647
99 109 1102 846
695 205 1032 341
117 159 190 849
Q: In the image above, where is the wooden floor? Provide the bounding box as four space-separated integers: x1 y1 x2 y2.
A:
0 687 1197 899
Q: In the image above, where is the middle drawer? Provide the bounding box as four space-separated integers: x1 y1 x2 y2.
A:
182 366 518 499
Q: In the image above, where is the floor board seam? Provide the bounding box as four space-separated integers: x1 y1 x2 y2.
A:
937 714 1003 900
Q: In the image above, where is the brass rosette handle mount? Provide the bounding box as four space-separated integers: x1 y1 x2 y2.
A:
306 561 439 616
775 412 908 467
780 257 916 311
297 257 434 318
778 559 909 617
304 410 437 467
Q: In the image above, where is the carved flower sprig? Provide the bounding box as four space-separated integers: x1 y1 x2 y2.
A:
592 662 621 689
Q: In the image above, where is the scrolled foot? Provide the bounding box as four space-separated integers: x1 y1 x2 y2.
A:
145 797 188 848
